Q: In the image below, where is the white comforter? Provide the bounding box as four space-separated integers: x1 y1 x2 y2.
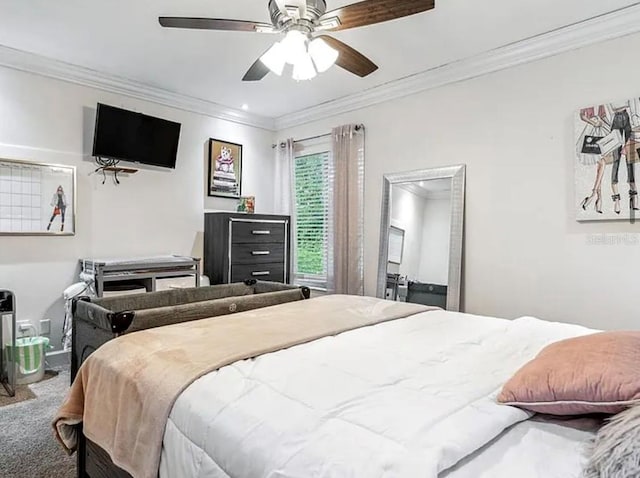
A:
159 310 594 478
443 415 600 478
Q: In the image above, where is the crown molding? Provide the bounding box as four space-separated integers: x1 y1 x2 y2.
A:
0 45 276 131
2 4 640 134
275 4 640 130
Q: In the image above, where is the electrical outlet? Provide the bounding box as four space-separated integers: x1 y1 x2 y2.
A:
40 319 51 336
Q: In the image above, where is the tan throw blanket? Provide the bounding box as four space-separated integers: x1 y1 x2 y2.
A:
53 295 432 478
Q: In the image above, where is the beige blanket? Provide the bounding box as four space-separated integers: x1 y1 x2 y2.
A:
53 295 432 478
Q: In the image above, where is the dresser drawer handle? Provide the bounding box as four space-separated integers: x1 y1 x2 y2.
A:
252 271 271 277
252 230 271 235
252 251 271 256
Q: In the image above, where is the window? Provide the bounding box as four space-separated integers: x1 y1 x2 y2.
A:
293 150 331 289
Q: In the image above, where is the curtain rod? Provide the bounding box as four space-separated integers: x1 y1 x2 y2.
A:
271 124 364 149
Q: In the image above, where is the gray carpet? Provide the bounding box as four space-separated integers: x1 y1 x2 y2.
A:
0 369 75 478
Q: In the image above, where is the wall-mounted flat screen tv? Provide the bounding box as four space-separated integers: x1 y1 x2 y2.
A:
92 103 181 169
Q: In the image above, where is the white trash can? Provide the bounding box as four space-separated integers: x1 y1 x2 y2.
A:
6 336 50 385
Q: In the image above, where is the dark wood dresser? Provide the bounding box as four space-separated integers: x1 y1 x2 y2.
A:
204 212 291 284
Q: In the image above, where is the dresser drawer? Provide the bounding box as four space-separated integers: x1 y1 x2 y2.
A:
231 243 285 265
231 263 286 283
231 221 286 244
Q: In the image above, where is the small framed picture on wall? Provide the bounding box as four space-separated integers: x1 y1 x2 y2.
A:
208 138 243 199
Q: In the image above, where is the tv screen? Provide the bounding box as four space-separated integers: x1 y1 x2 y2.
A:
92 103 181 169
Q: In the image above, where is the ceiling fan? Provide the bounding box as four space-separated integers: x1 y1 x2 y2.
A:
159 0 435 82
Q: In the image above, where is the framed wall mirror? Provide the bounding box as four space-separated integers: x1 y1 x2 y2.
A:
0 158 76 236
377 165 465 311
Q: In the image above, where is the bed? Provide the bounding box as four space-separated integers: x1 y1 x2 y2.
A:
57 290 600 478
157 308 597 478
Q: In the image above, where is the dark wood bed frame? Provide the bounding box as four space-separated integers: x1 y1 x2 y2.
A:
70 281 310 478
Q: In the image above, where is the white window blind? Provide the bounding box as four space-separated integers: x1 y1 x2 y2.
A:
293 150 331 289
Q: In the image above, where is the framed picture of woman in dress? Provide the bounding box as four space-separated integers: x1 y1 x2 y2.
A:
0 158 76 235
208 139 243 199
575 97 640 221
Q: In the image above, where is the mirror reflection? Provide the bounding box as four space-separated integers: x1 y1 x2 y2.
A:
385 178 453 308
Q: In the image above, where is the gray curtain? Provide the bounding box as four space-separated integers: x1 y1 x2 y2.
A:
329 125 365 295
274 139 296 277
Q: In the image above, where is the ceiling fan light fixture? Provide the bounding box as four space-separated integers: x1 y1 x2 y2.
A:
280 30 308 65
292 52 317 81
259 41 286 76
162 0 435 82
308 37 339 73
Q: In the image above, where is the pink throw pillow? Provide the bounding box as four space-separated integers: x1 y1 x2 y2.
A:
498 331 640 415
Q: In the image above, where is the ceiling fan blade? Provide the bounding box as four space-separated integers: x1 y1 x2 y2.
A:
318 0 435 31
317 35 378 77
159 17 277 33
242 57 270 82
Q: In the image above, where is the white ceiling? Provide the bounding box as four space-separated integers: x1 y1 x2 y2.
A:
397 178 451 199
0 0 637 119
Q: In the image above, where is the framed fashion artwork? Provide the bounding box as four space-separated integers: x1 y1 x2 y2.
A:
0 158 76 235
575 97 640 221
208 139 243 199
